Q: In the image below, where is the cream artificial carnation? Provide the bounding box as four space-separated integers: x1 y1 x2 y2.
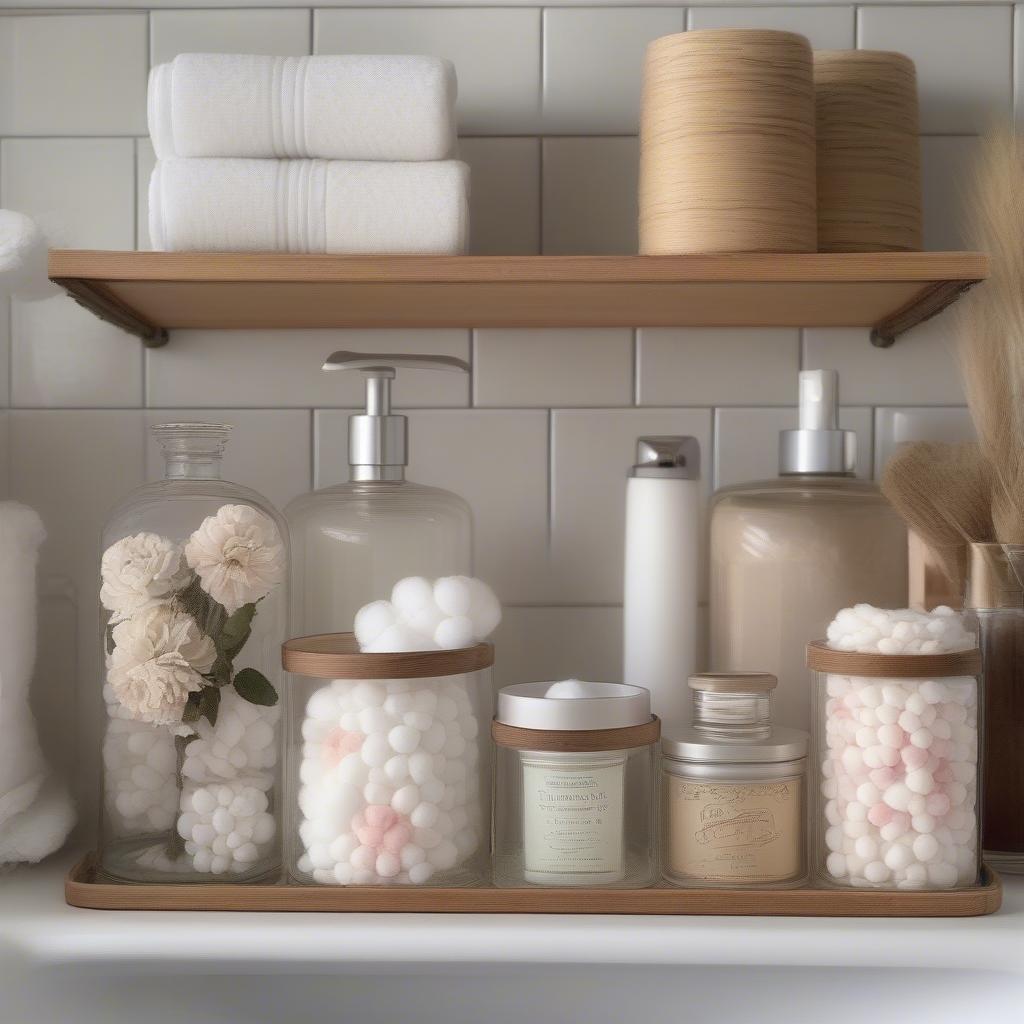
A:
108 603 216 724
184 504 285 615
100 531 190 621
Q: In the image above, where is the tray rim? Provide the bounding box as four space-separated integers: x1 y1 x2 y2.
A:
65 855 1002 918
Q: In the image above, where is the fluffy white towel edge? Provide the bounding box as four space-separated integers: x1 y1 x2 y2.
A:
0 210 59 301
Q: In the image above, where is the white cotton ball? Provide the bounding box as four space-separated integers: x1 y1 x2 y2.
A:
391 577 436 615
408 862 435 885
434 616 476 650
384 755 409 784
364 623 436 654
421 721 447 754
392 785 420 816
863 861 891 884
928 862 958 888
466 578 502 637
411 803 440 829
434 576 473 617
376 852 401 878
361 732 391 768
389 725 421 754
404 604 447 639
826 852 847 878
354 681 386 709
428 840 459 871
906 769 934 795
912 834 939 862
354 600 399 647
408 750 435 785
359 706 392 736
884 844 914 872
401 844 426 869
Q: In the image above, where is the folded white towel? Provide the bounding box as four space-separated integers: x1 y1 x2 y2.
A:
0 503 75 866
0 210 59 301
149 53 457 162
150 158 469 254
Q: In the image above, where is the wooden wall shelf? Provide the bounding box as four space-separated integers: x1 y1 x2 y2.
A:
48 250 989 349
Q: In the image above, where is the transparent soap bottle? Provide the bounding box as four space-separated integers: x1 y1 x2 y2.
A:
286 351 473 637
709 370 908 733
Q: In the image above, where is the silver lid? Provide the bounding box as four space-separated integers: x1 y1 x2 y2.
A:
779 370 856 476
323 351 469 482
629 436 700 479
496 680 652 731
662 724 809 764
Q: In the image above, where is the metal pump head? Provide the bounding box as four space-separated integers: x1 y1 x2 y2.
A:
779 369 856 476
323 351 470 481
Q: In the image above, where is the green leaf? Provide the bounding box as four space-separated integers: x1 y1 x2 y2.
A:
218 602 256 660
175 574 227 639
181 694 201 724
199 685 221 727
233 667 278 707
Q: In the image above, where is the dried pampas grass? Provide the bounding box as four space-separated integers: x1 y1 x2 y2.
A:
958 124 1024 542
881 441 993 593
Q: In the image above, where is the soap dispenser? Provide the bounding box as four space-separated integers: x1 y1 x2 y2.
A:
709 370 907 732
286 351 472 637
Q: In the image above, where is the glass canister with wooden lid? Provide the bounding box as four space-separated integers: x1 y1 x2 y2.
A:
282 633 492 886
809 605 982 890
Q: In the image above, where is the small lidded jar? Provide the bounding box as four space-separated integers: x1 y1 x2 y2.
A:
661 673 809 888
492 680 659 888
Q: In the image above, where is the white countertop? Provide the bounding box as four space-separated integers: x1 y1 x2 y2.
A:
3 849 1023 974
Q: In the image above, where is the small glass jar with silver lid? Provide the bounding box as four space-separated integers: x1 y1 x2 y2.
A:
661 673 808 888
492 680 659 888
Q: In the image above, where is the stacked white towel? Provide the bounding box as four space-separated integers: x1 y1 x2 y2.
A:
147 53 469 254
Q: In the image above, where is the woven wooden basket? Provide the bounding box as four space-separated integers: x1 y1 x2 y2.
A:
814 50 922 253
639 29 817 255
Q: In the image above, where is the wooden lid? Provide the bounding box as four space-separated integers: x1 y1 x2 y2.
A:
492 716 661 752
282 632 494 679
806 640 981 677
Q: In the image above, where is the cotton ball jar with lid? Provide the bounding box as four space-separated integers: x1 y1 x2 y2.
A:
283 630 493 887
810 606 981 891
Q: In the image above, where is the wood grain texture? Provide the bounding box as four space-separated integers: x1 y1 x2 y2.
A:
46 251 989 343
806 640 982 677
491 716 661 752
640 30 817 254
282 633 494 679
66 855 1002 917
815 50 922 254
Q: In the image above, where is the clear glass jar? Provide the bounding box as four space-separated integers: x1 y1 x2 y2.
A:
661 674 808 888
809 640 982 890
966 543 1024 873
283 634 492 886
98 424 287 883
492 681 658 888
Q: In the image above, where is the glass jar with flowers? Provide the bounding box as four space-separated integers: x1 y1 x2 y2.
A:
97 424 287 882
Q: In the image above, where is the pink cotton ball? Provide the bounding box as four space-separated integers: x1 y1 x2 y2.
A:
934 762 954 784
878 746 901 768
883 782 913 812
356 824 385 848
868 803 893 828
870 767 897 789
926 792 951 817
363 805 394 829
877 724 905 748
902 746 929 771
381 822 412 854
932 739 953 759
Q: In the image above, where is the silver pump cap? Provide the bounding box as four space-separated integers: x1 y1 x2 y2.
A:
323 351 469 481
779 369 856 476
629 436 700 479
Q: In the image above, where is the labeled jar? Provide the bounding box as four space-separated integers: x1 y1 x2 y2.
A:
810 605 982 890
98 424 287 883
283 633 492 886
662 674 808 887
492 680 659 888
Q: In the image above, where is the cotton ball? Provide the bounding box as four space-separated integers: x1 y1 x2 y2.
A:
408 862 435 885
912 834 939 862
434 576 473 617
354 600 398 647
392 577 436 615
826 852 847 878
466 578 502 637
863 861 890 884
364 623 436 654
435 616 476 650
884 843 914 872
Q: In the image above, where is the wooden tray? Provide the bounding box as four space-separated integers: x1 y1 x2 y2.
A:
66 855 1002 917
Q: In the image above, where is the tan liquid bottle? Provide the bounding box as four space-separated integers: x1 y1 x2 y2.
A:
709 370 907 733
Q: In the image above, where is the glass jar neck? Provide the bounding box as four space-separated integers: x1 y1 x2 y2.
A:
152 423 230 481
692 689 771 740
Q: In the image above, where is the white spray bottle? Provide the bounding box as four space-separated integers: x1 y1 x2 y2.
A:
623 436 701 728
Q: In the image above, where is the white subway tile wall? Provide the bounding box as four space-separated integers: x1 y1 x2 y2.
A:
0 4 1008 825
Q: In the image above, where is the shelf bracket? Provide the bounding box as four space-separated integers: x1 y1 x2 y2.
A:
52 278 169 348
870 279 978 348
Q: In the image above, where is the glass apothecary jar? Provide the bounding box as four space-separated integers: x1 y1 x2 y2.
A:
662 674 808 888
99 424 288 883
809 631 982 890
283 634 492 886
492 680 659 888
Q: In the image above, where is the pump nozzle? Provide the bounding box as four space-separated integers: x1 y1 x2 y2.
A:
323 350 470 481
779 369 856 476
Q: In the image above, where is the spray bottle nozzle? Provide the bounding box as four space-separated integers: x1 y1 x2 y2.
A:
780 369 856 476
